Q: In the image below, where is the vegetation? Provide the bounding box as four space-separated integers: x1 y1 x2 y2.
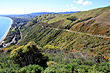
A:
19 64 43 73
0 42 48 72
0 42 110 73
10 41 48 67
19 24 110 59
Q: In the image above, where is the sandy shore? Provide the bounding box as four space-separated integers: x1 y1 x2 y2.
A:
0 18 13 42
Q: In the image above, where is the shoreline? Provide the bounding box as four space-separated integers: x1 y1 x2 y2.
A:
0 17 13 42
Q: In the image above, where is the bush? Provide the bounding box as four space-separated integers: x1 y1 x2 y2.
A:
43 45 59 50
10 41 48 67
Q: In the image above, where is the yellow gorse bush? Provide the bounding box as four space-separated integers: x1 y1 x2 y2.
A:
43 45 59 50
10 46 24 59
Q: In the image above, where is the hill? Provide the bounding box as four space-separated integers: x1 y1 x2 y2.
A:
18 6 110 36
18 6 110 59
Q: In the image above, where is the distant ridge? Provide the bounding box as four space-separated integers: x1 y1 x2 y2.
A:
0 11 79 19
30 11 80 15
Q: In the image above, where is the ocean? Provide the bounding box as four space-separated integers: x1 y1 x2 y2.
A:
0 16 12 41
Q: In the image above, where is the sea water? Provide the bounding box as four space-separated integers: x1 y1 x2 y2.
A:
0 16 12 41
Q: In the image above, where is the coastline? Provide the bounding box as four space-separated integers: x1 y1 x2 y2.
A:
0 17 13 42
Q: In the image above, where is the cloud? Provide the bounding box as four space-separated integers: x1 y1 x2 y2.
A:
66 4 74 7
74 0 92 6
76 0 83 4
63 7 78 11
82 1 92 6
66 5 69 7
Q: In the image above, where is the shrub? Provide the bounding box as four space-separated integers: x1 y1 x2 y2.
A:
43 45 59 50
10 41 48 67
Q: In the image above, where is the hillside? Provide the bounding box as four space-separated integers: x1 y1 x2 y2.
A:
70 6 110 36
18 6 110 59
44 6 110 36
20 6 110 36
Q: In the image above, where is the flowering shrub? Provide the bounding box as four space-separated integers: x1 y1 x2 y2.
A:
10 41 48 67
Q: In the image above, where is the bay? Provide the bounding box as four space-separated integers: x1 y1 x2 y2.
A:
0 16 12 41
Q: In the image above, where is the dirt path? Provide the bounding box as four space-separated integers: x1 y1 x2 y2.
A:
54 28 110 39
42 24 110 39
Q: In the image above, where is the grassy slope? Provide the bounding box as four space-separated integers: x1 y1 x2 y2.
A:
20 25 110 57
41 6 110 36
70 6 110 36
19 6 110 60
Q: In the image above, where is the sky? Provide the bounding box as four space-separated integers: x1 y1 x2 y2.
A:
0 0 110 14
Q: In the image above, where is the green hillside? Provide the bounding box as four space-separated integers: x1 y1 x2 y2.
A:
24 6 110 36
19 6 110 58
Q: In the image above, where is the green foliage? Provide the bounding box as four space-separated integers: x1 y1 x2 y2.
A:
43 48 110 73
0 42 110 73
19 64 43 73
10 41 48 67
0 53 20 73
67 16 78 21
44 65 72 73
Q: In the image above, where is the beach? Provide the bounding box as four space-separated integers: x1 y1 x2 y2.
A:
0 18 13 42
